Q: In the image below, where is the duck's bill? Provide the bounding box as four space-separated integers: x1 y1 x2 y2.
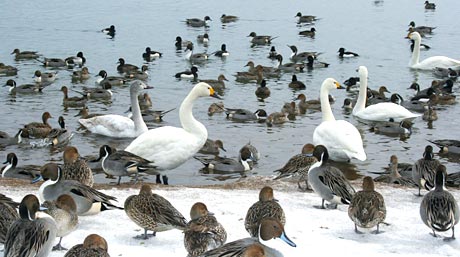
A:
280 231 297 247
31 175 43 184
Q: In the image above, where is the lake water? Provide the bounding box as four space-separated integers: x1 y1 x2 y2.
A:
1 0 459 186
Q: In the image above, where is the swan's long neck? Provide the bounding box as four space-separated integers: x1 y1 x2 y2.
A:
410 37 421 66
320 83 335 122
353 69 368 115
180 91 207 139
130 90 147 133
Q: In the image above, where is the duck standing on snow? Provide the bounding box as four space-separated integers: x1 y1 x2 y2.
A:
412 145 441 196
64 234 110 257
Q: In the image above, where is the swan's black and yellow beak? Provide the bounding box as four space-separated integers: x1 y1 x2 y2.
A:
209 87 222 99
334 81 343 89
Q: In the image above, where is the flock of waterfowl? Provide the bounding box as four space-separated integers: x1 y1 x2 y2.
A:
1 0 460 256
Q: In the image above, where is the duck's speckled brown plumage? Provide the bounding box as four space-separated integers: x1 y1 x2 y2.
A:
0 193 19 243
64 234 110 257
22 112 52 138
62 146 94 187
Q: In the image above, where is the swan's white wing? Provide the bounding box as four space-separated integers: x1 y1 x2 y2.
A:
313 120 366 161
414 56 460 70
356 102 420 122
78 115 135 138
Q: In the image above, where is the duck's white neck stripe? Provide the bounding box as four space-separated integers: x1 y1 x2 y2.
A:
1 163 12 177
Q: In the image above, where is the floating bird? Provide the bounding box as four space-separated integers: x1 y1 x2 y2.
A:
199 139 226 155
255 80 271 99
22 111 53 138
424 1 436 9
186 16 212 27
295 12 317 23
338 47 359 58
248 32 277 45
175 66 199 81
299 27 316 37
117 58 139 73
142 47 162 61
288 75 306 90
220 14 238 23
11 48 40 59
4 79 43 94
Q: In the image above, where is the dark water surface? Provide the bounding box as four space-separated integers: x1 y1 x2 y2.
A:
1 0 459 185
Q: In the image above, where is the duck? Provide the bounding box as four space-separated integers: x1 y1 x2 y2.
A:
410 40 430 52
80 86 113 100
308 145 356 209
247 32 277 45
185 44 209 63
390 93 426 113
268 46 279 60
33 70 58 84
428 93 456 106
62 146 94 187
65 52 86 67
288 45 319 63
255 80 271 99
407 32 460 70
374 155 417 187
195 148 253 174
352 66 419 122
137 93 153 110
245 187 286 237
306 55 329 69
312 78 366 162
1 152 41 179
199 139 226 155
64 234 110 257
184 202 227 257
33 163 122 215
78 81 150 138
412 145 441 196
200 74 228 91
127 107 176 123
201 217 296 256
288 75 306 90
102 25 116 37
22 111 53 138
95 145 156 185
46 116 73 146
213 44 229 57
369 85 391 100
117 58 139 73
186 16 212 27
11 48 40 59
338 47 359 58
429 139 460 155
281 101 299 118
295 12 317 23
124 184 187 238
225 108 267 122
348 176 386 234
424 1 436 9
296 93 322 113
3 194 57 257
420 165 459 240
124 83 220 184
244 61 280 78
175 36 193 50
239 142 260 164
265 112 288 126
208 102 225 116
142 47 162 61
371 118 412 138
0 193 18 244
298 27 316 37
75 106 102 119
175 66 199 81
433 67 458 79
4 79 43 94
61 86 87 108
235 65 264 83
96 70 127 86
342 98 354 113
42 194 78 251
220 14 238 23
275 54 304 72
124 65 149 81
197 33 210 45
422 104 438 121
41 57 68 68
273 143 317 191
0 63 18 76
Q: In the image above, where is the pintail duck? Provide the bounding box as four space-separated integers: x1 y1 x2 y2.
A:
78 81 151 138
197 33 210 45
298 27 316 37
22 111 53 138
410 40 430 52
4 79 43 94
202 217 296 257
137 93 153 110
41 57 68 68
288 45 319 63
420 165 458 240
96 145 156 185
275 54 304 72
308 145 356 209
268 46 279 60
338 47 359 58
117 58 139 73
0 63 18 76
288 75 306 89
412 145 441 196
184 202 227 257
374 155 417 187
371 119 412 138
34 163 122 215
46 116 73 147
11 48 40 59
424 1 436 9
142 47 162 61
245 186 286 237
422 104 438 121
199 139 226 155
200 74 228 91
195 148 253 174
75 106 102 119
0 127 22 148
124 64 149 81
71 67 90 81
408 21 436 34
127 107 176 123
175 36 193 50
220 14 238 23
1 152 40 179
265 111 288 126
102 25 116 37
0 193 19 244
296 93 322 113
342 98 354 113
306 55 329 68
235 65 264 83
64 234 110 257
34 70 58 84
175 66 199 80
96 70 127 86
65 52 86 68
43 194 78 251
247 32 277 45
225 108 267 122
61 86 87 108
273 144 317 191
428 139 460 155
295 12 317 23
255 80 271 99
62 146 94 187
186 16 212 27
185 43 209 63
348 176 386 234
239 142 260 164
244 61 280 78
124 184 187 239
213 44 229 57
208 102 225 116
4 194 57 257
80 86 113 100
390 93 426 113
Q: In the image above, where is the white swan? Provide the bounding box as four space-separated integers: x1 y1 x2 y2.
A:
78 80 150 138
352 66 420 122
313 78 366 162
407 32 460 70
125 82 220 170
